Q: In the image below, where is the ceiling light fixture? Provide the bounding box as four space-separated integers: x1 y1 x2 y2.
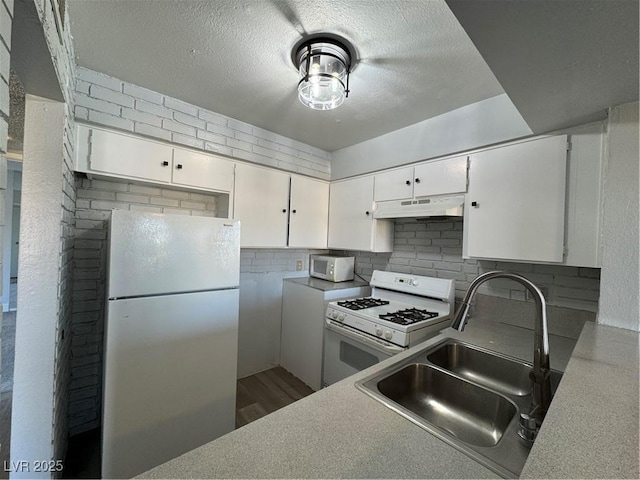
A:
293 36 354 111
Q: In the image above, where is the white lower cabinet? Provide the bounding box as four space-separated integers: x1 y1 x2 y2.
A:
463 135 568 263
328 175 394 252
280 278 370 391
233 162 329 248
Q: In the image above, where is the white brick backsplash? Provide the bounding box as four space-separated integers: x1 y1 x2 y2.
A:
162 118 196 136
122 107 162 127
164 96 198 116
205 121 234 138
196 128 226 145
199 109 228 125
88 110 134 132
78 67 123 91
204 141 233 156
134 122 171 141
135 98 173 118
334 217 601 313
123 83 163 104
90 84 134 108
74 68 332 178
174 111 205 129
172 133 203 149
76 92 121 116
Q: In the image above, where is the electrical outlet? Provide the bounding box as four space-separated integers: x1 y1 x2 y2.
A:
296 260 303 271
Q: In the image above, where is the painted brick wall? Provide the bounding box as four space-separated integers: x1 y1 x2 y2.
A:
74 67 332 180
0 0 12 420
335 217 601 313
70 176 222 434
24 0 77 466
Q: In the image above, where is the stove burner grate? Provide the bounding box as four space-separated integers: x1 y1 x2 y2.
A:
337 297 390 311
379 308 439 326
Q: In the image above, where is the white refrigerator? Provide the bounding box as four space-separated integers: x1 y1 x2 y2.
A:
102 210 241 478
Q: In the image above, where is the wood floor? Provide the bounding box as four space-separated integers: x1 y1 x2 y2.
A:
236 366 314 428
61 367 314 478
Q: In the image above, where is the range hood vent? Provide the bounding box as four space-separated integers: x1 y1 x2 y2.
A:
374 194 465 219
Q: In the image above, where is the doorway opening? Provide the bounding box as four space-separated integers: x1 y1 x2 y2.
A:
0 70 25 479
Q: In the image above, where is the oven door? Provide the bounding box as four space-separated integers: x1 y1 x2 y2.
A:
322 319 405 387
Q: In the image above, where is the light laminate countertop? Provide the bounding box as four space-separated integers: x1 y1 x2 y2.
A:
139 317 639 479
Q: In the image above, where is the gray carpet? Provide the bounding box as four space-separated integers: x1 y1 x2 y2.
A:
1 311 16 393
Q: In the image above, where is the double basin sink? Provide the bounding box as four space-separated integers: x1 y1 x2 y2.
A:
355 339 562 478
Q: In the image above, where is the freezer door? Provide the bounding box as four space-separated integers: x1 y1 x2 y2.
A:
108 210 240 298
102 289 239 478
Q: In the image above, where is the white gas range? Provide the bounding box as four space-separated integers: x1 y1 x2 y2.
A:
323 270 455 387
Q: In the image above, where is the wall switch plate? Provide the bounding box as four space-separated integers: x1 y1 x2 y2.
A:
296 260 303 271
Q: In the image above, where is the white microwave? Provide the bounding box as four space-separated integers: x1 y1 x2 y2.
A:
309 255 355 282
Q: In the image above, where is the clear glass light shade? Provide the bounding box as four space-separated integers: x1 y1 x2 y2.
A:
297 43 349 110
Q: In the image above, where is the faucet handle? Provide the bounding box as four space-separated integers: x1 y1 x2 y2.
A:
517 412 538 445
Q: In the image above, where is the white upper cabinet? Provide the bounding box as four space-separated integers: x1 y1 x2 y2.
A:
328 176 394 252
76 124 235 194
374 155 467 202
373 167 414 202
413 156 467 197
463 135 569 263
288 175 329 248
172 149 234 192
233 163 330 248
233 163 290 248
78 125 174 183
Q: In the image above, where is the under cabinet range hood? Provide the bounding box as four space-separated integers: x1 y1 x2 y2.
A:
374 194 465 219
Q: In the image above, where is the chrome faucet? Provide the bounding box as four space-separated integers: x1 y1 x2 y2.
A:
451 271 553 436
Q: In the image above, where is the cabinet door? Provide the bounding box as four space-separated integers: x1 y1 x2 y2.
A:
328 176 375 251
374 166 414 201
464 135 568 263
88 128 173 183
172 149 234 192
233 163 290 247
288 176 329 248
413 155 467 197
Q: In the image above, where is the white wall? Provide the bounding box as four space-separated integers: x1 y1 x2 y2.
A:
598 101 639 331
331 94 533 179
11 96 65 478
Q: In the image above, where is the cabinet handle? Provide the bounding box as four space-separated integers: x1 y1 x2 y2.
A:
176 164 183 169
405 180 411 185
365 211 370 216
292 209 297 214
282 209 287 213
415 178 421 183
471 201 479 208
161 161 169 166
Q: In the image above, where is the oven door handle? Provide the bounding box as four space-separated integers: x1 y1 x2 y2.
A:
325 319 405 355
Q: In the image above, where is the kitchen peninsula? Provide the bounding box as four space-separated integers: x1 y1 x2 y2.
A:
138 302 639 479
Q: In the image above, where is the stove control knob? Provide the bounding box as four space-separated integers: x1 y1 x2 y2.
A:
375 327 383 337
331 311 338 319
338 313 346 322
411 279 419 286
384 330 393 340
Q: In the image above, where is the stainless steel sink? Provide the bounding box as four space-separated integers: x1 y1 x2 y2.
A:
356 338 564 478
426 341 563 397
377 363 517 447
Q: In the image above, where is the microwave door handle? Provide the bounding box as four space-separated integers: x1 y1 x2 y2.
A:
325 319 405 355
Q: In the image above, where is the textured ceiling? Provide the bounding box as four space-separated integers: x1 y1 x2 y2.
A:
446 0 639 134
68 0 505 152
